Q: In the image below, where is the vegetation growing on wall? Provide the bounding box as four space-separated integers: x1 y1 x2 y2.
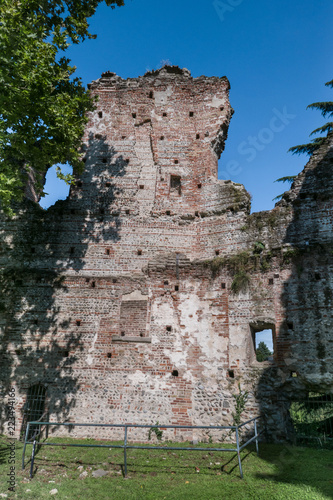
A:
232 384 249 426
203 245 271 292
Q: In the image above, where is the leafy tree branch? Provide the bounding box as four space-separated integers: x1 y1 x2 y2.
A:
0 0 124 213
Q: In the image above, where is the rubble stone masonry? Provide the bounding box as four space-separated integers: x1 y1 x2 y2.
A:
1 66 332 442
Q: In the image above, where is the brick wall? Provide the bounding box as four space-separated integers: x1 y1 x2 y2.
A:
0 66 332 442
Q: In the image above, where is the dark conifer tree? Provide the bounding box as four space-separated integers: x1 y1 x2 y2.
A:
289 79 333 156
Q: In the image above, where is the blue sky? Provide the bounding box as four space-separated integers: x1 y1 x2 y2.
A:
41 0 333 212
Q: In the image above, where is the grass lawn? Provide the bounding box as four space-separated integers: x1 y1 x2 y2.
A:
0 435 332 499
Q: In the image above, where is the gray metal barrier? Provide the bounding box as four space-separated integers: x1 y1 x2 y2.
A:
22 418 260 479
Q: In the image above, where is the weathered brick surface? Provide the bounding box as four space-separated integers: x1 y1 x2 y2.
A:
0 66 332 442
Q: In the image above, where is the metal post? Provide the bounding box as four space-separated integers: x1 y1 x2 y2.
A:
30 440 36 479
235 427 243 479
22 422 30 470
254 419 259 456
124 425 128 477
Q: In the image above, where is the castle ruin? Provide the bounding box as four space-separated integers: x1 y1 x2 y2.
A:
1 66 332 441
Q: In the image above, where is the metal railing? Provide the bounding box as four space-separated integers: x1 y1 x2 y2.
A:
22 418 260 479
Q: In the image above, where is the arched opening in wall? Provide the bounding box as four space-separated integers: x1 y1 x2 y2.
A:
20 384 47 440
39 163 73 210
289 392 333 446
250 322 275 363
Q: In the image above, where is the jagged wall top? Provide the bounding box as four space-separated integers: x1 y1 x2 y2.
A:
88 65 230 90
79 65 241 220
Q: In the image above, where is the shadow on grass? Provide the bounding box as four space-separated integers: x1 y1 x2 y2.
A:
254 443 333 499
0 442 10 466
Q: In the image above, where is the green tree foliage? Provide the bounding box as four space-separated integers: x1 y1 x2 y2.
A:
289 79 333 156
274 79 332 201
256 341 271 362
273 176 297 201
0 0 124 213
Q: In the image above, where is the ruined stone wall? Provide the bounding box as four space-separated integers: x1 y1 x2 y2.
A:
0 67 332 442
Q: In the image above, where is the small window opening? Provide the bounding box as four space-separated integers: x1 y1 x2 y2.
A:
253 328 274 362
121 331 125 337
100 208 105 215
166 210 171 216
174 159 179 164
91 281 96 288
105 182 111 187
132 113 136 119
122 135 126 139
125 158 130 164
172 370 179 377
166 326 172 332
137 249 142 256
220 106 224 111
140 333 144 337
112 278 117 283
34 319 39 325
163 112 167 117
195 211 199 217
95 134 102 140
174 285 179 292
315 273 321 280
287 321 294 330
274 273 280 278
106 248 110 255
228 369 235 378
139 185 144 189
98 111 103 118
31 247 35 254
170 175 181 195
102 158 107 163
196 133 200 139
85 278 90 283
160 136 164 140
125 209 130 215
63 351 69 357
107 353 112 358
205 131 210 137
76 320 81 326
77 181 83 188
164 280 169 285
215 250 220 256
15 350 21 356
189 111 194 117
198 183 202 189
70 247 75 255
160 177 165 181
268 278 274 285
82 158 87 163
149 91 153 98
221 283 226 289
